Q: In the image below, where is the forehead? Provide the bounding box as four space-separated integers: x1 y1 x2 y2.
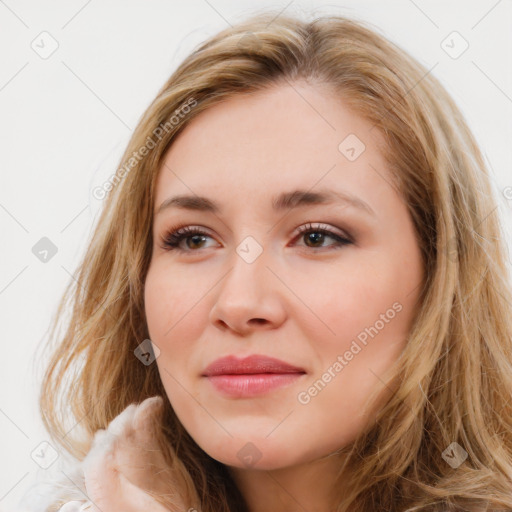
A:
155 83 393 212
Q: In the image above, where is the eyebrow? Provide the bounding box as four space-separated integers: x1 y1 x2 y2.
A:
156 188 375 217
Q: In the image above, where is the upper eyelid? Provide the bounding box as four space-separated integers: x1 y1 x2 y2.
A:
162 222 351 245
164 222 345 236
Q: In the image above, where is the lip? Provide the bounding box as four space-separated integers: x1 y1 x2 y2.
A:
202 354 306 398
202 354 306 376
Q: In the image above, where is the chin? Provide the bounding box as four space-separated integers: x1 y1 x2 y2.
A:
199 437 303 471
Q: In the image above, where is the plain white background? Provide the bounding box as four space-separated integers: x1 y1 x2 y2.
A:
1 1 511 509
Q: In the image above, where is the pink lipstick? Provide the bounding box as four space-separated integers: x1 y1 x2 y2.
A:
202 354 306 398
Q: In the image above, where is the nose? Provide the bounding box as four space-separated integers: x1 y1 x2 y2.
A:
208 248 287 335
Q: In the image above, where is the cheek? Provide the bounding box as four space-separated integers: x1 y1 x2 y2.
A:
294 256 413 371
289 260 394 335
294 271 409 438
144 265 207 414
144 263 207 348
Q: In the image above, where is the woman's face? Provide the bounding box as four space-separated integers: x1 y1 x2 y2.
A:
144 82 424 470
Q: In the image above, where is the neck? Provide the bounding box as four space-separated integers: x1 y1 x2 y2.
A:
227 452 344 512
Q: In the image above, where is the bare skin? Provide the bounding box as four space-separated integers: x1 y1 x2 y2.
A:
144 81 424 511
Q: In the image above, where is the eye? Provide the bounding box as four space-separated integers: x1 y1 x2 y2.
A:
160 225 217 252
292 222 353 250
159 222 353 254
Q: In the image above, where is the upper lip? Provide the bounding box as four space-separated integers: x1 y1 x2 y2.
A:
201 354 306 376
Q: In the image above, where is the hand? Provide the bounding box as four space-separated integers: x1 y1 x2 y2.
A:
82 395 200 512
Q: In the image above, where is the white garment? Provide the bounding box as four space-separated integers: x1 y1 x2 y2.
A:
16 457 89 512
15 396 179 512
57 502 92 512
16 452 88 512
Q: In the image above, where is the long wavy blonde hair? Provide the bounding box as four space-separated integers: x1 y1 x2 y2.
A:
37 11 512 511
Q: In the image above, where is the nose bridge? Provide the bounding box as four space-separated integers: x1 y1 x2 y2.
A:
209 235 286 332
221 235 271 300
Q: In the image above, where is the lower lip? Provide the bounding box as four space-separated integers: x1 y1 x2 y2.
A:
205 373 305 397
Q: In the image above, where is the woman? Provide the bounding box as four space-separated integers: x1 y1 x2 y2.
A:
23 10 512 512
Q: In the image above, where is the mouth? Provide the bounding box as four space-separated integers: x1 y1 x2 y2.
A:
201 354 307 398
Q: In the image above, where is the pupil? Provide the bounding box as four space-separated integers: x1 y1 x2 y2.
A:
306 232 323 246
185 232 326 249
188 235 205 248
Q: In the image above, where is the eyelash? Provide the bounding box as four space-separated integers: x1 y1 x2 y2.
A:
159 222 353 254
